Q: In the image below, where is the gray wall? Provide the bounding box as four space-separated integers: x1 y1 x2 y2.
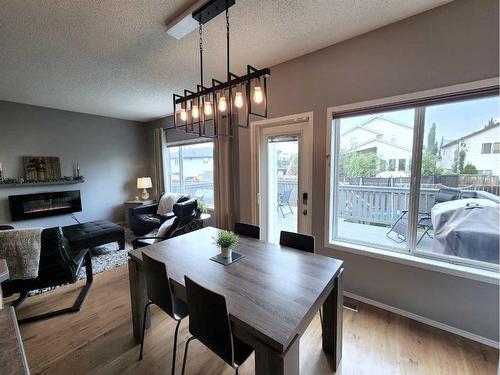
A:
0 101 151 227
236 0 499 341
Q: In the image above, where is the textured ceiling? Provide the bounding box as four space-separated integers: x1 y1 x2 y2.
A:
0 0 451 122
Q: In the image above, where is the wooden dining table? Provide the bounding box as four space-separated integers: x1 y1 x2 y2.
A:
128 227 344 374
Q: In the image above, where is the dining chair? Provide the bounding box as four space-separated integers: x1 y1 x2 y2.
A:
279 230 321 322
279 230 315 253
234 222 260 239
139 252 188 375
181 276 253 375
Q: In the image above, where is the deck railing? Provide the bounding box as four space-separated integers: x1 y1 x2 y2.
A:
337 185 500 226
170 181 214 206
337 186 438 226
169 179 299 208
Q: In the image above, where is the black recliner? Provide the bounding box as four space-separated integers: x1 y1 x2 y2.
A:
133 199 198 249
0 226 93 324
129 194 190 235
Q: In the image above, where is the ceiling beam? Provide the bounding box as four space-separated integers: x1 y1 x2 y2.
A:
164 0 208 39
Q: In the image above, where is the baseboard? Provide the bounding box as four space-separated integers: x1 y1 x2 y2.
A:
344 291 499 349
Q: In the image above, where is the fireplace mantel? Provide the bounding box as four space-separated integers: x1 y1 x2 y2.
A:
0 179 84 189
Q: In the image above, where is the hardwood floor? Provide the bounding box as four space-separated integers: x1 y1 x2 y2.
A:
12 265 498 375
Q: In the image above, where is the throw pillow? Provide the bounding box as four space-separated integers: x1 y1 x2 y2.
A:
155 217 175 243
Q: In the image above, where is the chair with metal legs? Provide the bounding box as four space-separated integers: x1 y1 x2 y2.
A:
181 276 253 375
277 188 294 218
139 252 188 375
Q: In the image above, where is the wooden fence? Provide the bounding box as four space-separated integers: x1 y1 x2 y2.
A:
339 175 500 195
337 185 499 226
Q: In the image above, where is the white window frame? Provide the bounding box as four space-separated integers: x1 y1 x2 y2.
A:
324 78 500 283
164 139 215 207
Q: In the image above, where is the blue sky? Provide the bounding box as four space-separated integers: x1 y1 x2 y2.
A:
340 96 499 144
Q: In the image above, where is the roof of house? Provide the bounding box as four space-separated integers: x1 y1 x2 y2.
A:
356 115 413 129
169 147 213 159
351 137 411 153
341 115 411 137
441 122 499 148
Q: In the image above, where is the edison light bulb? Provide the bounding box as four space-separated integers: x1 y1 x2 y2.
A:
204 101 213 116
180 108 187 122
234 91 244 109
192 105 199 119
218 96 227 112
253 85 264 104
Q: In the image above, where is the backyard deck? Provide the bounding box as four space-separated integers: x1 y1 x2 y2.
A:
275 207 434 249
336 219 434 251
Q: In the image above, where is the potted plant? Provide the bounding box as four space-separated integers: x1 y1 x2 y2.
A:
214 230 239 259
195 195 208 218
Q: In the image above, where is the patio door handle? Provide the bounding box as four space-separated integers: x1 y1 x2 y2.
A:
302 192 308 204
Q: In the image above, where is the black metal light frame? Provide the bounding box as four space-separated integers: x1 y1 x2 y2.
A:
171 0 270 138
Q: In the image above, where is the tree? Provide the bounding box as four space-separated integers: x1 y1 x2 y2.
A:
287 153 298 176
486 118 496 128
340 151 381 177
421 150 443 176
462 163 478 174
426 122 438 155
438 136 444 158
452 141 468 173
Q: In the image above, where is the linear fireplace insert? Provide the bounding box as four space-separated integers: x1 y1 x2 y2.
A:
9 190 82 221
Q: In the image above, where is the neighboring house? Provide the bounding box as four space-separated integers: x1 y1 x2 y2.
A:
167 146 214 180
340 115 413 177
439 122 500 175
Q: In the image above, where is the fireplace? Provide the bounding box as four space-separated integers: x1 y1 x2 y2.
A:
9 190 82 221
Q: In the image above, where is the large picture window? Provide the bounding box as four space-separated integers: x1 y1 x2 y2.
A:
328 92 499 270
165 142 214 207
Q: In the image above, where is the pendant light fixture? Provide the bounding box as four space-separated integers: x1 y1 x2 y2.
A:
172 0 270 137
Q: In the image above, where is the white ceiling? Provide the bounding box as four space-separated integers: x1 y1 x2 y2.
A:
0 0 451 122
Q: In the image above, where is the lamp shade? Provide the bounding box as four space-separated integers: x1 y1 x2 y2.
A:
137 177 152 189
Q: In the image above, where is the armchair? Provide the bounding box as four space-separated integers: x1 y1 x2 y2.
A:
1 226 93 324
129 193 190 235
133 199 198 249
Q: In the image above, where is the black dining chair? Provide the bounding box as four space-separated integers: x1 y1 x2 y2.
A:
181 277 253 375
279 230 315 253
279 230 321 321
234 222 260 239
139 252 188 375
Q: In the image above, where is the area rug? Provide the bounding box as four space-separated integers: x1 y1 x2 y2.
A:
77 228 135 280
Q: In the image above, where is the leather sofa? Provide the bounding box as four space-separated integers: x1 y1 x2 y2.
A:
129 194 190 235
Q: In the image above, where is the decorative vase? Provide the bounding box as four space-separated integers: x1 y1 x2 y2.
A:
221 247 232 259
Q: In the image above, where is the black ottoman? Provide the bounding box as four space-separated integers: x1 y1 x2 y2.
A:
63 220 125 251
